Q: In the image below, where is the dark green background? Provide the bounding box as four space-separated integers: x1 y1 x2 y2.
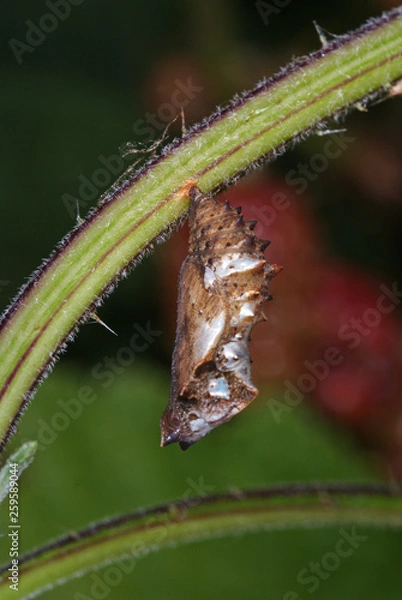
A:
0 1 402 598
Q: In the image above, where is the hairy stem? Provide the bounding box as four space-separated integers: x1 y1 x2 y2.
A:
1 8 402 450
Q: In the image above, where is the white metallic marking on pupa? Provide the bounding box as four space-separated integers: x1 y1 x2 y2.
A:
204 266 215 289
208 377 231 399
217 340 258 393
193 312 226 364
239 302 255 320
213 253 264 279
230 303 257 328
188 416 212 437
217 341 247 371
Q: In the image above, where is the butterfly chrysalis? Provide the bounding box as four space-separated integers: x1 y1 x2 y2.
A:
161 186 282 449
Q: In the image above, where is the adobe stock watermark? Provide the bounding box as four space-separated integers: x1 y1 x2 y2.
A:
255 0 292 26
9 0 85 65
26 321 162 452
72 476 215 600
62 76 204 219
282 526 368 598
7 463 20 593
247 132 356 229
268 281 402 423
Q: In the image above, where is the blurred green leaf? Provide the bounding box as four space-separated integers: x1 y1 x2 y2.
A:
0 440 37 504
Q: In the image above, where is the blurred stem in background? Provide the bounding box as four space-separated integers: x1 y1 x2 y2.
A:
1 483 402 600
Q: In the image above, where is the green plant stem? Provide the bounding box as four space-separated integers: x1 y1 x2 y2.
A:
1 8 402 450
0 483 401 599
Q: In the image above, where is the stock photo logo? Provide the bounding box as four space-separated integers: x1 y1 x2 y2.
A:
283 527 368 599
268 280 402 425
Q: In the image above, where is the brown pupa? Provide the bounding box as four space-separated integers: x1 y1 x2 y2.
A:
160 186 282 449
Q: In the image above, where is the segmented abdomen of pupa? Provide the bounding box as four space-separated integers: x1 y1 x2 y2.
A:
189 186 270 258
188 186 280 312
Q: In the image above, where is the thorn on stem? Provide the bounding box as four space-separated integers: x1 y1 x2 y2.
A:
89 312 118 336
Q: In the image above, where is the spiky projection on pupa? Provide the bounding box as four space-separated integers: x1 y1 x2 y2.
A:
160 186 282 449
